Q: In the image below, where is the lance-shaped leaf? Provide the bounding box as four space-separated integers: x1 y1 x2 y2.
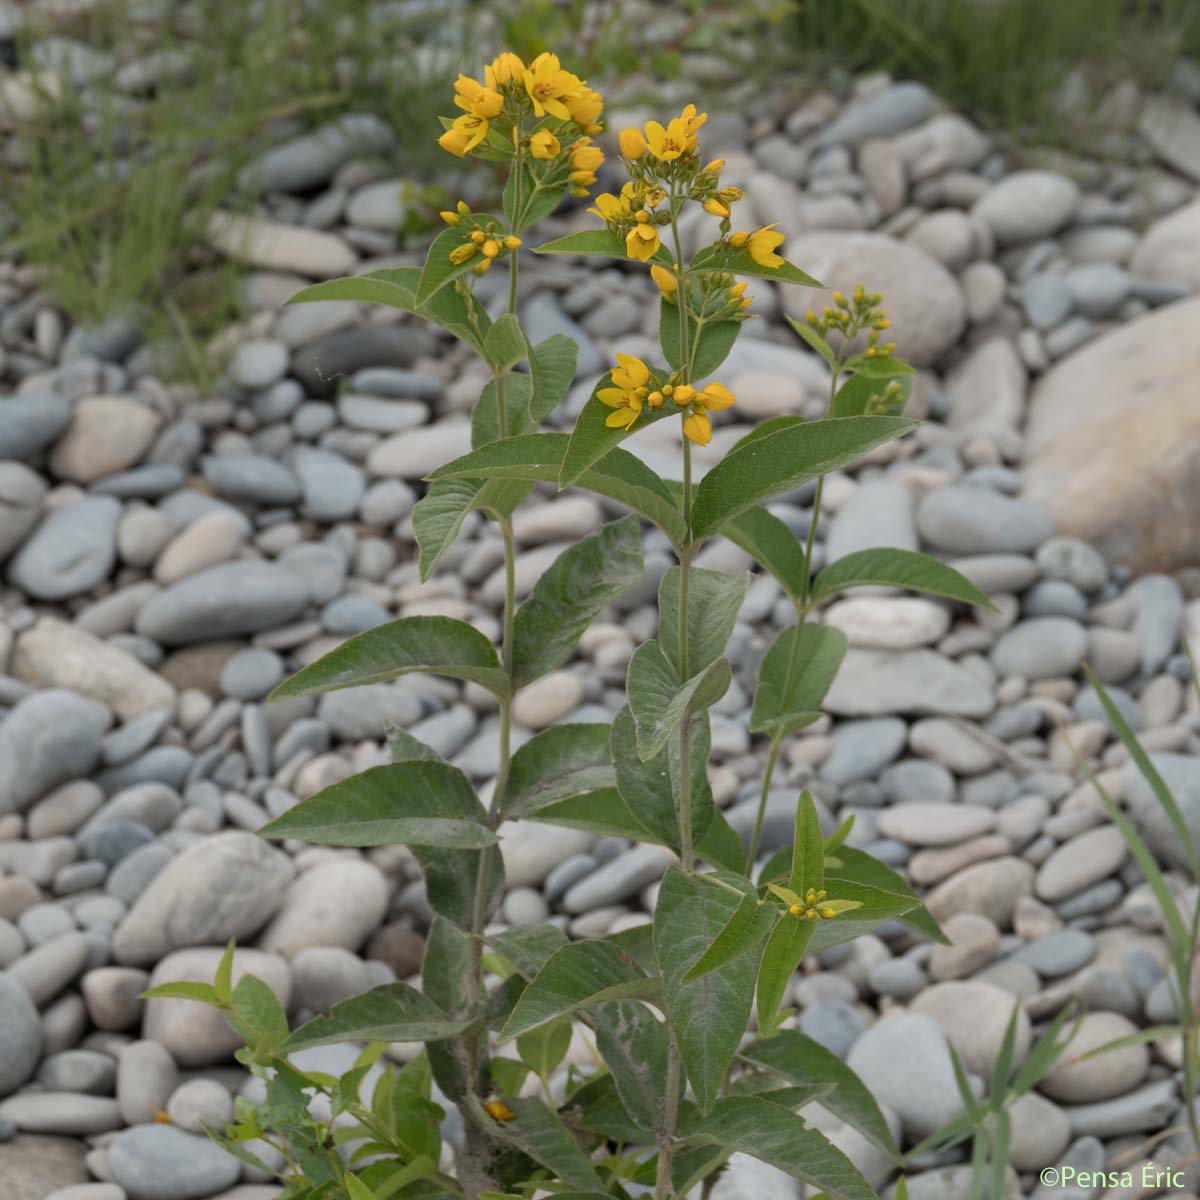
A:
486 924 569 981
824 846 947 945
472 334 576 445
722 506 809 601
741 1030 900 1159
689 243 824 287
282 984 472 1051
485 1096 608 1192
681 890 765 983
660 297 740 379
499 724 615 820
751 624 848 736
413 477 531 582
421 915 474 1017
512 515 644 687
417 225 497 305
269 615 509 700
500 940 658 1041
528 333 578 423
790 790 825 897
628 641 731 761
259 761 494 848
472 372 534 447
590 999 670 1133
482 313 528 373
427 432 688 547
572 1073 656 1143
678 1096 876 1200
812 547 996 609
756 915 813 1033
611 705 713 854
655 868 773 1113
385 725 440 764
534 228 673 266
690 415 918 540
659 566 749 679
416 839 504 932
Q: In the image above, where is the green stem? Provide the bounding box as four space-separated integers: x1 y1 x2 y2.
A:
677 437 695 872
654 1039 683 1200
669 192 690 379
745 737 781 873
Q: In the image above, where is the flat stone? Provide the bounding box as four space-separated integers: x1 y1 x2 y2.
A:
925 857 1035 929
13 618 175 721
0 1135 90 1200
1124 753 1200 870
153 510 246 584
1010 929 1095 977
293 447 364 523
258 859 388 957
823 596 949 649
8 496 120 599
206 210 356 278
109 1123 240 1200
8 931 90 1006
562 845 673 914
113 831 293 965
136 562 310 645
0 393 71 460
239 113 393 193
0 1093 121 1135
165 1078 234 1135
911 979 1031 1075
1139 95 1200 182
819 81 937 145
819 718 907 784
202 453 301 506
1035 826 1128 902
1130 198 1200 289
825 479 918 561
0 971 42 1097
0 689 111 814
824 649 995 717
944 338 1026 436
0 462 47 564
781 232 966 366
877 802 995 846
366 420 473 479
1039 1011 1148 1103
116 1039 178 1125
918 487 1054 555
972 171 1079 243
991 617 1088 680
1023 296 1200 572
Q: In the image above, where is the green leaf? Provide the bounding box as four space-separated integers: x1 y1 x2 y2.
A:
414 839 504 931
413 477 530 582
487 1096 607 1192
690 244 824 288
1009 1002 1081 1098
660 296 740 378
741 1031 900 1159
287 270 416 309
486 925 569 981
499 940 657 1041
512 515 644 687
517 1017 572 1078
417 226 491 305
789 318 836 369
421 915 475 1017
830 370 912 419
346 1174 377 1200
659 567 749 680
690 416 918 540
790 790 826 897
755 915 813 1033
232 974 288 1039
214 939 235 1008
751 624 848 736
628 641 731 760
385 725 441 764
721 506 809 601
655 868 772 1113
499 724 615 820
678 1096 875 1200
528 334 578 423
482 316 527 375
259 761 496 849
811 547 996 610
473 373 535 448
589 999 669 1133
611 705 713 855
282 984 472 1051
817 846 945 949
268 616 508 700
533 228 672 266
681 891 764 983
141 981 221 1005
427 432 687 547
558 372 680 489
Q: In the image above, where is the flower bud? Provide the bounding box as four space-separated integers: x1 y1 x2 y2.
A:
619 127 648 159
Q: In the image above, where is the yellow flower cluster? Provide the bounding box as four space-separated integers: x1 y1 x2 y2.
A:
438 51 603 159
618 104 707 162
598 353 734 446
588 182 667 262
804 282 895 357
438 202 521 275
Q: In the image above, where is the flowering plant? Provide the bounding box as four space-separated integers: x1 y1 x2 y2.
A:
149 50 994 1200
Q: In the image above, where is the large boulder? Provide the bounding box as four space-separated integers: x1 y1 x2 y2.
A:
1022 297 1200 571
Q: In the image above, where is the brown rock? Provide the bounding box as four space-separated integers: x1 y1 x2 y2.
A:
1023 297 1200 571
158 642 244 696
366 924 425 979
0 1134 90 1200
48 396 160 484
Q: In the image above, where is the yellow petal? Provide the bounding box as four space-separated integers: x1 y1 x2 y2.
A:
683 411 711 446
605 408 638 428
597 387 627 408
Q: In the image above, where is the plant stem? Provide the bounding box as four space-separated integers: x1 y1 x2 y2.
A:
745 736 781 873
670 191 690 376
655 1039 683 1200
677 437 695 873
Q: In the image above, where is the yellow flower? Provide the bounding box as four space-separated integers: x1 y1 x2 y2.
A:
522 52 580 120
672 384 695 405
611 352 650 391
728 231 749 248
530 129 560 159
448 242 477 265
747 223 786 268
644 115 690 162
703 197 730 218
453 75 503 120
588 191 630 223
439 210 460 225
484 1098 516 1122
650 265 677 299
619 127 647 159
503 235 522 250
439 112 490 157
704 158 725 175
683 411 711 446
626 223 660 262
699 382 735 411
486 52 525 88
680 103 708 151
570 137 604 174
564 84 603 130
482 239 501 259
641 184 666 208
